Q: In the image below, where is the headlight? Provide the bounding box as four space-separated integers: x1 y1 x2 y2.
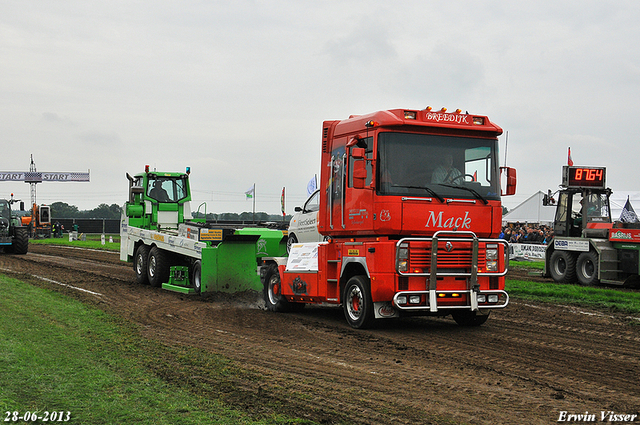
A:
486 261 498 271
477 294 486 303
409 295 421 304
488 294 499 303
396 295 407 305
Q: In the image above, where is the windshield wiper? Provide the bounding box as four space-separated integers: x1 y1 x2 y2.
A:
438 184 488 205
391 185 445 203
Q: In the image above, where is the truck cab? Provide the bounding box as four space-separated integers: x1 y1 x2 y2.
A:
264 107 517 329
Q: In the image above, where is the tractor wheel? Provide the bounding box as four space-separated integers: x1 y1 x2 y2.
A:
286 234 298 254
452 310 490 327
549 250 577 283
342 275 375 329
134 245 150 285
263 263 289 312
147 246 170 287
12 228 29 255
576 251 599 286
191 260 202 293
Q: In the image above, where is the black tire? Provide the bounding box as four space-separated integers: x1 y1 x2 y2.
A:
549 250 577 283
452 310 490 326
192 260 202 293
342 275 375 329
263 263 289 312
286 234 298 254
576 251 599 286
12 228 29 255
134 245 150 285
147 246 170 287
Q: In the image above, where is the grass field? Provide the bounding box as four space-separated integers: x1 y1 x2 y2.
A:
0 275 314 425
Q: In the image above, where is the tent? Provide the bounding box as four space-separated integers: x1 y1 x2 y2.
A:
502 191 556 225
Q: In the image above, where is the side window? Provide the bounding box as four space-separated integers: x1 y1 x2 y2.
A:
304 190 320 213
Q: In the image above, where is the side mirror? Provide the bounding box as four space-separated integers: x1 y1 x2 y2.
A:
295 206 302 212
352 159 367 189
500 167 517 196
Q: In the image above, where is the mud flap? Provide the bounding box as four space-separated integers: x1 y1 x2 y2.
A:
373 302 400 319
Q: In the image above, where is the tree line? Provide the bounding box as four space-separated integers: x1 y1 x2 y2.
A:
50 202 292 222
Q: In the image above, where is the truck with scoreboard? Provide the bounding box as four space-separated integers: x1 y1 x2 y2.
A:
261 106 517 328
543 165 640 286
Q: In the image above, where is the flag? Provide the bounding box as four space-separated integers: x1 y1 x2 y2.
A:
245 184 255 199
472 171 477 182
306 175 317 196
619 196 639 223
281 187 285 217
568 147 574 166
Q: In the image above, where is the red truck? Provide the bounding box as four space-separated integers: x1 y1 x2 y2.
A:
261 107 517 328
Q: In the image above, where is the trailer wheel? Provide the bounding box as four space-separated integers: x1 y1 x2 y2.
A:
192 260 202 293
286 234 298 254
549 250 577 283
147 246 170 287
576 251 599 286
12 228 29 255
343 275 375 329
134 245 150 285
452 310 490 326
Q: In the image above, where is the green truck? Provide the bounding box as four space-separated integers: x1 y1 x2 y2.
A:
119 166 287 294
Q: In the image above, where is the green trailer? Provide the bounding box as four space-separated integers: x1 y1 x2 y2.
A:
120 166 287 294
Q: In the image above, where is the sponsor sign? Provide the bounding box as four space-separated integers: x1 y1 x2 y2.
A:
509 243 547 260
286 243 320 271
347 249 360 256
200 228 223 241
554 238 590 252
609 228 640 243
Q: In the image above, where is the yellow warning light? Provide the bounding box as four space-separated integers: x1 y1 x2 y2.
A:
439 107 447 113
454 109 462 114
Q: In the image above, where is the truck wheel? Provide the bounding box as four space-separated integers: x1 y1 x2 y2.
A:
549 251 577 283
12 228 29 255
263 264 289 312
343 275 374 329
286 234 298 254
192 260 202 293
147 246 170 287
452 310 490 326
134 245 150 285
576 251 599 286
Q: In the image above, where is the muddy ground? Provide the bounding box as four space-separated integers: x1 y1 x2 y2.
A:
1 245 639 424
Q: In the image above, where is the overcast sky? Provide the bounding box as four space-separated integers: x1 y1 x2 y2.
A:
2 1 639 215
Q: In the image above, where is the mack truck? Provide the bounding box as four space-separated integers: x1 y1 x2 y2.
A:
260 107 517 328
120 166 287 294
0 194 29 254
543 165 640 286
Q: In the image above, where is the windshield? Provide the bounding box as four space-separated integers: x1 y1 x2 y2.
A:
147 175 188 203
377 132 501 201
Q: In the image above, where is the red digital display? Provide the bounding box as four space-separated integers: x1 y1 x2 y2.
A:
564 166 606 189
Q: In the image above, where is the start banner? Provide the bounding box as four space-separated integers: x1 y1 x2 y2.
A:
509 243 547 260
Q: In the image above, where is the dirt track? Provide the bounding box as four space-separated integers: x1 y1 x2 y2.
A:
1 245 639 424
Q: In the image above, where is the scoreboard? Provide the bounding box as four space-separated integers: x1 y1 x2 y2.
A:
561 166 606 189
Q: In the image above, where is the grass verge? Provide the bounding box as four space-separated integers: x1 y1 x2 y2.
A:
29 235 120 252
0 275 315 425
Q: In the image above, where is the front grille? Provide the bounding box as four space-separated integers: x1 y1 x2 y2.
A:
407 240 486 273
